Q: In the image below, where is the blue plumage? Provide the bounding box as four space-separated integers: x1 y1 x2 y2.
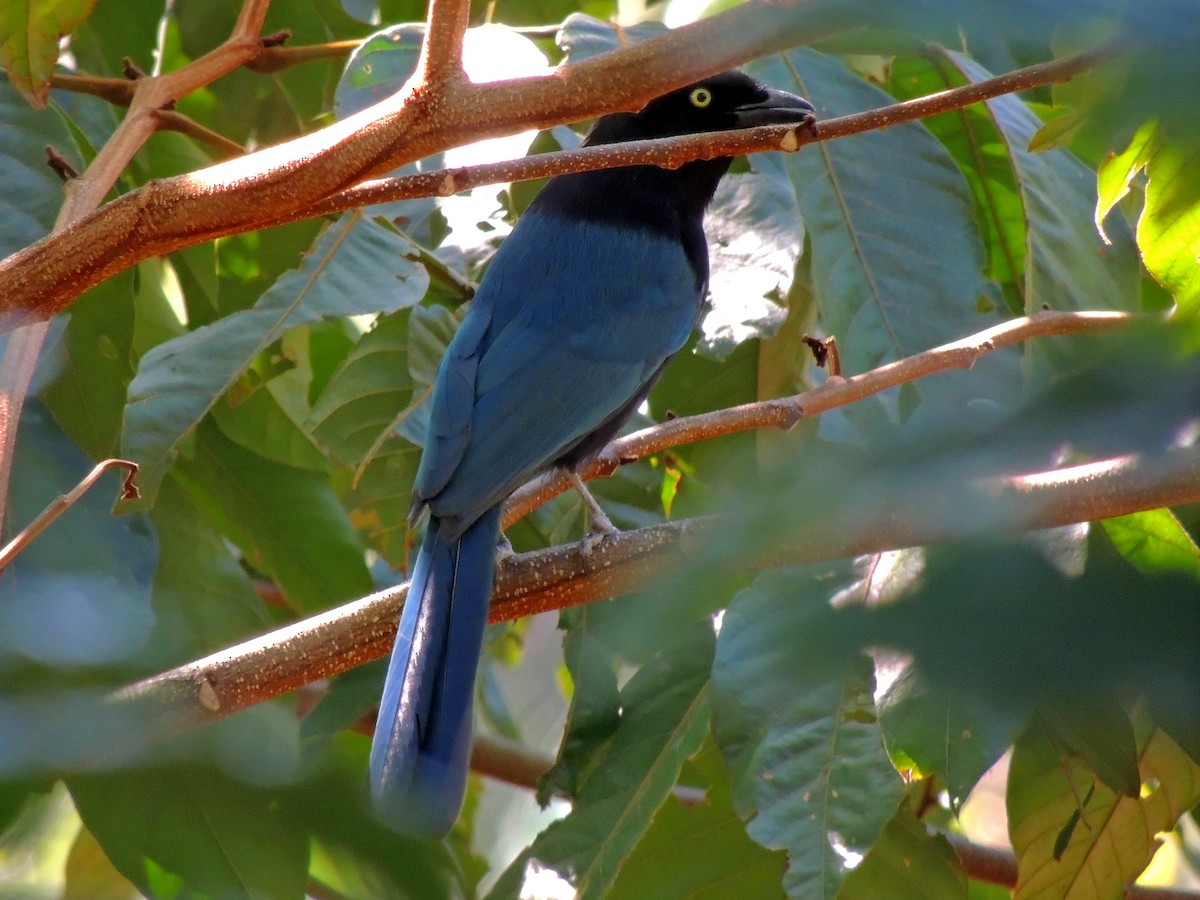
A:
370 71 815 837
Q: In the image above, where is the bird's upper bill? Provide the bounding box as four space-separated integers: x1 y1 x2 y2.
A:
730 85 816 129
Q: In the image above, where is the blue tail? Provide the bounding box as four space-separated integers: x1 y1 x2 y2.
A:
369 505 502 837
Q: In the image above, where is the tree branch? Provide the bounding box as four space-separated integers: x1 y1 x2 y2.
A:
0 25 1119 332
113 313 1200 735
503 310 1132 525
417 0 470 82
0 459 138 573
0 0 272 525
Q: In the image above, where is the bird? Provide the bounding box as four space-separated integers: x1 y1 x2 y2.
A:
369 70 816 838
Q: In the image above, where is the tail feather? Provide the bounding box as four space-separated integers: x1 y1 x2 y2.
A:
369 505 502 837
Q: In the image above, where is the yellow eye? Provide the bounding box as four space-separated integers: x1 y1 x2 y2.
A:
689 87 712 108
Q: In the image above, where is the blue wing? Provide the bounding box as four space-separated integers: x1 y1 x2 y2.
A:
415 211 702 536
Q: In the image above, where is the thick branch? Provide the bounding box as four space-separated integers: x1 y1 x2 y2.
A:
0 26 1117 332
113 314 1199 734
118 443 1200 729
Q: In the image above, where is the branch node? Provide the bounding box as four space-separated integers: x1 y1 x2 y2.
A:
802 334 841 375
592 450 623 477
45 145 79 181
780 115 818 152
778 399 805 431
198 678 222 711
262 29 292 48
122 57 147 80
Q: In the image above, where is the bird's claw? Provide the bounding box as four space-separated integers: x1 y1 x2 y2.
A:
494 531 515 563
565 469 621 567
579 516 620 563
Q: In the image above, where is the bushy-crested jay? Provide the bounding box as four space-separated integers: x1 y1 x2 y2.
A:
370 70 815 837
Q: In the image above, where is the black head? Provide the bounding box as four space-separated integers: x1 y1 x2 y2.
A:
529 71 814 284
585 70 815 147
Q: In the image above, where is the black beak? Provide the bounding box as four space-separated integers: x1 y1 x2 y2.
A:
732 86 816 128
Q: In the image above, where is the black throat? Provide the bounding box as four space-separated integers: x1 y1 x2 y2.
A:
529 156 733 288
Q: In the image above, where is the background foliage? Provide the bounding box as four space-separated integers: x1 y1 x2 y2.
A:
2 0 1199 897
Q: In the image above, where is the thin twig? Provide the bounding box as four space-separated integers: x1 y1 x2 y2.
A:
469 732 707 805
245 39 360 73
49 72 137 105
152 110 246 157
0 459 139 572
504 310 1133 525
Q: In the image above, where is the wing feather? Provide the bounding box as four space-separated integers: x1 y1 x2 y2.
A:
415 211 702 531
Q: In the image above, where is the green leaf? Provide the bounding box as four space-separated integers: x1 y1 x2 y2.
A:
69 766 309 900
341 440 421 566
1095 121 1157 241
608 735 788 900
753 49 1004 432
941 51 1141 318
838 799 967 900
334 22 425 119
306 309 428 560
830 538 1200 729
886 54 1026 300
122 211 430 505
878 666 1024 811
176 421 373 614
1038 697 1140 798
0 0 99 107
288 733 478 898
538 604 622 803
39 268 137 459
713 568 903 898
699 153 804 359
492 622 715 900
1138 130 1200 310
407 303 460 387
0 75 109 259
1028 107 1089 154
307 309 418 464
0 404 156 670
69 0 163 81
556 13 665 63
145 476 270 666
209 323 334 473
1101 507 1200 576
1008 722 1200 900
212 386 331 472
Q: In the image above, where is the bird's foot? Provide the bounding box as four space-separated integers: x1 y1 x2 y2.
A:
567 470 620 565
494 530 515 563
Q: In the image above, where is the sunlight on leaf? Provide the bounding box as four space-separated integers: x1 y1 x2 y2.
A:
0 0 98 106
1009 722 1200 900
